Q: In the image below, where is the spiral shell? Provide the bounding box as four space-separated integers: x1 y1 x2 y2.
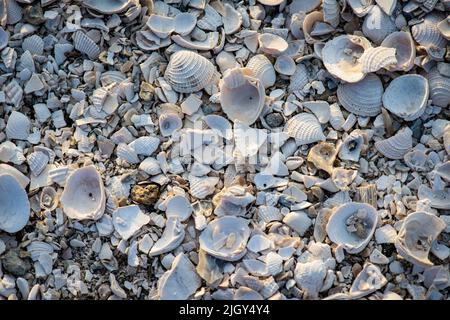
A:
284 113 325 145
426 68 450 108
380 31 416 72
362 5 397 45
375 127 413 159
246 54 276 89
337 74 383 117
73 31 100 60
360 47 397 73
22 34 44 55
164 50 216 93
412 16 447 49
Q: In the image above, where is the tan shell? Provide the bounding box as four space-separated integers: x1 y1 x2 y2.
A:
380 31 416 72
362 5 397 45
426 68 450 108
246 54 276 89
307 142 337 175
349 263 387 299
360 46 397 73
284 113 325 145
375 127 413 159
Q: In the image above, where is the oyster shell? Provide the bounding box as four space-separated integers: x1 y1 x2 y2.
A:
418 185 450 210
112 205 150 240
284 113 325 145
165 195 193 222
339 131 366 162
307 142 337 175
258 33 288 56
147 15 175 39
323 0 340 28
375 127 413 159
39 186 58 211
149 217 186 256
0 174 30 233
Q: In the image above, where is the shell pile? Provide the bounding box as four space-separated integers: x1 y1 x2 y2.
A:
0 0 449 301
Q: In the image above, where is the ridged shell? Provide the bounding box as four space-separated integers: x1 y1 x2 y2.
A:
100 71 126 86
164 50 216 93
189 175 219 199
116 143 140 164
418 185 450 210
17 50 35 73
112 205 150 240
128 136 160 156
246 54 276 89
27 151 49 176
22 34 43 55
323 0 340 28
83 0 132 14
138 157 161 175
375 127 413 159
289 63 309 92
412 18 447 49
6 0 22 25
173 12 197 36
360 47 397 73
362 5 397 45
73 31 100 60
48 166 71 187
382 74 429 121
380 31 416 72
6 111 30 140
4 79 23 107
284 113 325 145
0 174 30 233
337 74 383 117
1 46 15 69
426 68 450 108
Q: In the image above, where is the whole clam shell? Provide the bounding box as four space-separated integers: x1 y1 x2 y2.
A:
0 174 30 233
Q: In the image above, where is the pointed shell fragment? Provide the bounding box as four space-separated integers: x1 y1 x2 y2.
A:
112 205 150 240
149 217 185 256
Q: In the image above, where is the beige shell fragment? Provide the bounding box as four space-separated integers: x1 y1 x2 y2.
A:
375 127 413 159
349 263 387 299
284 113 325 145
307 142 337 175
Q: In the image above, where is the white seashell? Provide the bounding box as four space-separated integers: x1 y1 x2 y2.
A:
219 68 265 125
171 32 220 51
159 112 182 137
112 205 150 240
73 31 100 60
362 5 397 45
322 35 372 83
435 161 450 182
83 0 132 14
258 33 288 56
165 195 193 222
347 0 374 17
164 50 216 93
303 11 334 44
189 175 219 199
60 166 106 221
326 202 378 254
283 211 312 236
0 141 25 165
294 259 327 299
39 186 58 211
265 252 283 276
216 51 238 74
204 114 232 140
234 287 264 300
139 157 161 175
149 217 185 256
302 101 330 124
289 63 309 92
339 131 365 162
174 12 197 36
116 143 140 164
223 3 242 35
213 184 256 216
274 55 296 76
307 142 337 175
128 136 160 156
147 14 175 39
395 211 446 267
1 47 15 69
48 166 71 187
284 113 325 145
246 54 276 89
360 47 397 73
426 68 450 108
375 0 396 16
328 104 345 130
337 74 383 117
412 16 447 49
382 75 428 121
234 121 268 158
257 0 284 5
375 127 413 159
6 111 30 140
24 73 45 94
135 30 160 51
27 151 49 176
418 185 450 210
380 31 416 72
437 17 450 40
197 4 222 31
4 79 23 107
0 174 30 233
323 0 340 28
51 110 66 129
0 164 29 188
199 216 250 261
349 263 387 298
331 168 357 191
54 43 74 65
22 34 44 55
17 50 35 73
247 234 273 253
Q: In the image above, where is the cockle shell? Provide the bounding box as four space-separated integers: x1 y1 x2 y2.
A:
6 111 30 140
360 46 397 73
375 127 413 159
129 136 160 156
39 186 58 211
0 174 30 233
284 113 325 145
147 15 175 39
22 34 43 55
116 143 140 164
17 50 35 73
337 74 383 117
380 31 416 72
112 205 150 240
73 31 100 60
60 166 106 221
322 35 372 83
362 5 397 45
426 68 450 108
219 68 265 125
246 54 276 89
412 15 447 49
197 4 222 31
1 0 22 26
323 0 340 28
339 131 365 162
199 216 250 261
382 75 429 121
258 33 288 56
418 185 450 210
326 202 378 254
164 50 216 93
83 0 132 14
149 217 185 256
395 211 446 267
307 142 337 175
349 263 387 299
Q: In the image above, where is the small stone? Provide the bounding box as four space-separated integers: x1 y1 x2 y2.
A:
1 249 32 276
389 261 404 274
265 113 284 128
130 184 160 205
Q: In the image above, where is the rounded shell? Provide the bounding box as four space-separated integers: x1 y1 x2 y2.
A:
284 113 325 145
380 31 416 72
426 68 450 108
375 127 413 159
246 54 276 89
362 5 397 45
6 111 30 140
0 174 30 233
360 46 397 73
258 33 288 56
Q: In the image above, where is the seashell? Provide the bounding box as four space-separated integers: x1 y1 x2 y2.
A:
234 287 264 300
360 47 397 73
380 31 416 72
337 74 383 117
307 142 337 175
0 174 30 233
165 195 193 222
418 185 450 210
233 121 268 158
83 0 132 14
362 5 397 45
22 34 43 55
403 150 428 171
189 175 219 199
39 186 58 211
294 259 327 299
174 12 197 36
139 157 161 175
426 68 450 108
376 0 396 16
60 166 106 221
128 136 160 156
257 0 284 5
274 55 296 76
437 18 450 40
289 0 321 12
258 33 288 56
354 184 377 208
323 0 340 28
112 205 150 240
349 263 387 299
116 143 140 164
382 75 428 121
27 151 49 176
283 211 312 236
4 79 23 107
375 127 412 160
223 3 242 35
146 14 175 38
303 11 334 44
6 111 30 141
135 30 160 51
289 63 309 92
1 46 15 70
412 17 447 49
17 50 35 73
302 101 330 124
322 35 372 83
149 217 185 256
284 113 325 145
48 166 71 187
395 211 446 267
331 168 357 191
219 68 265 125
24 73 45 94
339 131 365 162
204 114 232 140
73 31 100 60
326 202 378 254
159 111 182 137
435 161 450 182
216 51 238 74
347 0 374 17
0 164 29 188
4 0 22 25
199 216 250 261
212 184 255 217
164 50 216 93
197 4 222 31
444 124 450 156
100 71 126 86
171 32 220 51
246 54 276 89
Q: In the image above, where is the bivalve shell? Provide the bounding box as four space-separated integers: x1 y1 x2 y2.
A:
73 31 101 60
360 46 397 73
246 54 276 89
412 16 447 49
83 0 132 14
0 174 30 233
362 5 397 45
6 111 30 140
258 33 288 56
426 68 450 108
284 113 325 145
380 31 416 72
375 127 413 159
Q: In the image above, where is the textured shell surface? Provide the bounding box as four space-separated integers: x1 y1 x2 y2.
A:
362 5 397 45
382 74 429 121
289 63 309 92
418 185 450 210
337 74 383 117
360 46 397 73
17 50 35 73
83 0 132 14
426 68 450 108
128 136 160 156
375 127 413 159
164 50 216 93
294 259 327 299
0 174 30 233
326 202 378 254
349 263 387 299
139 157 162 175
39 186 58 211
149 217 185 256
189 175 219 199
412 16 447 49
0 27 7 49
6 0 22 25
6 111 30 140
323 0 340 28
27 151 49 176
307 142 337 174
112 205 150 240
246 54 276 89
22 34 44 55
403 149 428 171
159 112 183 137
4 79 23 107
60 166 106 221
73 31 101 60
347 0 374 17
380 31 416 72
284 113 325 145
339 131 365 162
1 47 16 69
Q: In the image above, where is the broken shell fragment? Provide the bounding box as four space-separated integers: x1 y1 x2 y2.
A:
0 174 30 233
307 142 337 175
380 31 416 72
349 263 387 299
39 186 58 211
112 205 150 240
375 127 413 159
165 195 193 222
426 68 450 108
360 46 397 73
149 217 186 256
83 0 132 14
284 113 326 145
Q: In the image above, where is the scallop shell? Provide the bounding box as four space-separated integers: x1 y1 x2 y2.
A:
412 16 447 49
6 111 30 140
60 166 106 221
326 202 378 254
246 54 276 89
149 217 185 256
426 68 450 108
4 79 23 107
362 5 397 45
147 14 175 38
199 216 250 261
307 142 337 175
360 47 397 73
73 31 100 60
349 263 387 299
159 112 182 137
164 50 216 93
22 34 43 55
0 174 30 233
382 74 429 121
27 151 49 176
189 175 219 199
375 127 413 159
219 68 265 125
112 205 150 240
39 186 58 211
284 113 325 145
395 211 446 267
323 0 340 28
83 0 132 14
380 31 416 72
258 33 288 56
289 63 309 92
274 55 296 76
418 185 450 210
116 143 140 164
322 35 372 83
337 74 383 117
223 3 242 35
